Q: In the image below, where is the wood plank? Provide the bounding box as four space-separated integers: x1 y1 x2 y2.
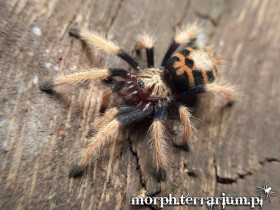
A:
0 0 279 209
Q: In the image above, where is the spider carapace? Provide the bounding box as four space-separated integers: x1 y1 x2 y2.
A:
40 24 234 181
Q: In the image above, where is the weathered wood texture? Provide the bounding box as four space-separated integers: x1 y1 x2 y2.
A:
0 0 279 209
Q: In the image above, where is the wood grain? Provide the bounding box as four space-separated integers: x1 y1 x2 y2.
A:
0 0 279 209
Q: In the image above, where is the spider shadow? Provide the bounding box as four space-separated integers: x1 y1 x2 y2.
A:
40 81 100 114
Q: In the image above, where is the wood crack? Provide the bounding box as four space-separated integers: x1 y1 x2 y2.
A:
107 0 125 31
59 0 89 40
195 12 219 26
127 137 146 188
175 0 191 28
214 157 280 185
1 0 279 209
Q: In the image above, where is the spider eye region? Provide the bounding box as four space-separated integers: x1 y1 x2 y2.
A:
164 47 219 91
137 80 145 89
138 68 170 99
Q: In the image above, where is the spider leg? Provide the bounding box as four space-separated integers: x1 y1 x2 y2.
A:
150 105 168 181
39 68 130 91
69 118 121 178
161 23 198 67
87 105 138 139
180 85 206 96
69 27 142 72
69 106 152 178
94 107 120 131
257 187 265 192
100 88 112 112
205 82 234 104
95 105 138 131
136 32 155 67
171 100 195 150
100 74 137 112
180 82 234 104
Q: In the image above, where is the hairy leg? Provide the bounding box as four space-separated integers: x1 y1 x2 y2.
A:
87 105 138 139
39 68 130 91
161 23 198 67
171 100 195 150
179 106 194 144
180 82 234 104
69 118 121 177
94 107 120 131
95 105 138 131
69 107 152 177
205 82 234 104
69 27 142 72
149 105 168 181
100 88 112 112
136 32 156 67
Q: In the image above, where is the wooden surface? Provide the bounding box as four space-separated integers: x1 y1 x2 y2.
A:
0 0 279 209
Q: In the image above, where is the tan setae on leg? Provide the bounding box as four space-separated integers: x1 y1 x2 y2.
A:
206 82 234 104
69 118 121 177
162 23 198 66
179 106 195 144
136 32 156 67
69 27 142 72
150 120 168 171
39 68 110 91
94 107 120 131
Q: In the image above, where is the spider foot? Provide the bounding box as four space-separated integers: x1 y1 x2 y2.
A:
226 99 235 107
146 185 161 197
86 127 94 138
69 164 87 178
156 167 167 182
181 142 190 152
69 27 81 39
39 79 54 92
172 141 190 152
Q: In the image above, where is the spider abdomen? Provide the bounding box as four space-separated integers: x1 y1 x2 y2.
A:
165 47 219 91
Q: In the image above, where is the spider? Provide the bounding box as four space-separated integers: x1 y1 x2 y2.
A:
257 182 278 199
40 24 234 181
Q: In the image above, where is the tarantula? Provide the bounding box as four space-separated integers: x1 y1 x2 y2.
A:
40 24 234 181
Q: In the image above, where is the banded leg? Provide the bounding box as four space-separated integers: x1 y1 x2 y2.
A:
181 82 234 104
180 85 206 97
171 100 195 149
136 32 156 67
161 23 198 67
95 105 138 131
69 27 142 72
87 105 138 139
69 107 152 177
39 68 130 91
94 107 120 131
150 106 168 181
205 82 234 104
69 118 121 177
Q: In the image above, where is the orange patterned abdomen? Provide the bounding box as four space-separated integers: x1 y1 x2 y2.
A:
165 47 219 91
